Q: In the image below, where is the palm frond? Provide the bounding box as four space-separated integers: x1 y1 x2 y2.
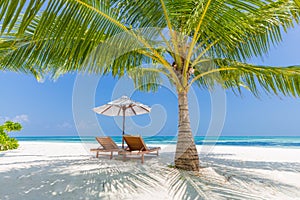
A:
0 1 182 81
1 0 300 96
0 0 128 78
80 29 150 73
0 0 44 34
110 0 166 29
127 65 167 92
167 0 300 61
295 0 300 8
191 59 300 97
0 18 107 79
0 35 44 80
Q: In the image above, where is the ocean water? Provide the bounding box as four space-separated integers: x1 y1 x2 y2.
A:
15 136 300 147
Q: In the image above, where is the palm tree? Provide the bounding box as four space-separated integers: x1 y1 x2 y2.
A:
1 0 300 171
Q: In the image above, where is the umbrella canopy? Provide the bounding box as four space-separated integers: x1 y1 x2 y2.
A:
93 96 151 148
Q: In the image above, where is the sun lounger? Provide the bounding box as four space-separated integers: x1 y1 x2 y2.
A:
90 137 120 159
119 135 161 163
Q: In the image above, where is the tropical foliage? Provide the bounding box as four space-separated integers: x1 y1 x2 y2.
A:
0 121 22 151
1 0 300 171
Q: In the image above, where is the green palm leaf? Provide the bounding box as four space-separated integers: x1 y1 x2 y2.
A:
191 58 300 97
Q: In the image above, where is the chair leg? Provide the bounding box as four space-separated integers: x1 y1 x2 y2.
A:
110 152 113 159
156 151 159 156
96 152 99 158
141 154 144 164
123 154 126 162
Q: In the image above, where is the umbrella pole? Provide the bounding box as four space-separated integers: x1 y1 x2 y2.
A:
122 109 125 148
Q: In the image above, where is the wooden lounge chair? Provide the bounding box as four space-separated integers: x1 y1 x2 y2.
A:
119 135 161 163
90 137 120 159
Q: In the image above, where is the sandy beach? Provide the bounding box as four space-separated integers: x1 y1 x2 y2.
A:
1 142 300 200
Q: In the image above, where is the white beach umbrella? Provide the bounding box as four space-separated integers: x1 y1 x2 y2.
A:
93 96 151 148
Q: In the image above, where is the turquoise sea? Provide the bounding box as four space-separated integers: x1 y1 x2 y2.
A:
15 136 300 147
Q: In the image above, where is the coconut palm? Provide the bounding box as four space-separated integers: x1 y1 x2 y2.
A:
1 0 300 171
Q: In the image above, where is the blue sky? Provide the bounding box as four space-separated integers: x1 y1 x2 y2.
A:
1 26 300 137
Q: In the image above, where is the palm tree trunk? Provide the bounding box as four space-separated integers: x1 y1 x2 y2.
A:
175 91 200 171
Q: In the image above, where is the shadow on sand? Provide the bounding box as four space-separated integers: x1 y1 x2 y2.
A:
0 152 300 199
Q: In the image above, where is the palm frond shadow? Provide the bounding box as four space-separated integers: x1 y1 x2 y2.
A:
164 167 264 200
0 157 167 199
1 152 300 199
198 155 300 199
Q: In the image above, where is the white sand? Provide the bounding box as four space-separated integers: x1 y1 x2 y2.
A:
1 142 300 200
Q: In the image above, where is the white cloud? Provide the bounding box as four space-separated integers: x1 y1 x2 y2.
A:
76 120 98 130
13 115 29 123
57 122 73 129
0 116 10 124
0 114 29 124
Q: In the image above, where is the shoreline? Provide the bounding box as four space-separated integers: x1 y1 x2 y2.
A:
13 140 300 150
1 141 300 199
13 136 300 149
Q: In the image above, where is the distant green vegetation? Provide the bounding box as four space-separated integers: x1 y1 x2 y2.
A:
0 121 22 151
